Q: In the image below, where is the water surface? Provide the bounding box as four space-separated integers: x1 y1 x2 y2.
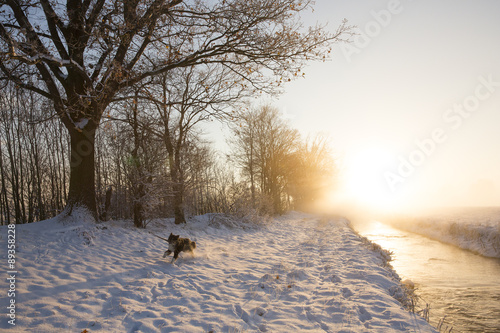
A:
356 221 500 332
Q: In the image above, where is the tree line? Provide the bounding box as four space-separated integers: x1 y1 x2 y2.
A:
1 81 336 225
0 0 351 224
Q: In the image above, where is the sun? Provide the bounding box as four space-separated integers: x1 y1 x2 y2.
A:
341 146 401 211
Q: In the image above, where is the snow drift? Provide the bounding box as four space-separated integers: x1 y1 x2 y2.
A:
0 212 436 332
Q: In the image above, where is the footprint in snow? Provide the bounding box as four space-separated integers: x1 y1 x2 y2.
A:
341 287 353 298
232 304 251 324
329 274 342 283
357 305 372 322
252 306 267 317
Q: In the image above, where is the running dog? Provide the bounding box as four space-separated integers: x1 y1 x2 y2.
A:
152 233 196 263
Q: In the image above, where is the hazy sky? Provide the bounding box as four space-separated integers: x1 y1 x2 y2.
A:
209 1 500 211
269 0 500 211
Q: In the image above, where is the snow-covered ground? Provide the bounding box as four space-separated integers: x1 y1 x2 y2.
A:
0 211 436 332
386 207 500 258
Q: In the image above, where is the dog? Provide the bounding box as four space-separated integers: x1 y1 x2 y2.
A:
154 233 196 263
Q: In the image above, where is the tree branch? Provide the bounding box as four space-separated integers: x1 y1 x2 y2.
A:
40 0 70 62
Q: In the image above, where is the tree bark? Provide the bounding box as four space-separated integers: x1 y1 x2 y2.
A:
65 126 98 219
169 152 186 224
133 189 145 228
100 186 113 221
0 139 10 225
172 181 186 224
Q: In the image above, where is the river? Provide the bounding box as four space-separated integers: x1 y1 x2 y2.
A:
354 220 500 332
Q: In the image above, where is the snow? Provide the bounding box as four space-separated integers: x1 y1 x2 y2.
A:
0 212 436 332
75 118 89 130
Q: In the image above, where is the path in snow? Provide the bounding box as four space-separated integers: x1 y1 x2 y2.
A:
0 212 436 332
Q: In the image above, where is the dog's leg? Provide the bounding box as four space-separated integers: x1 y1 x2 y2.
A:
163 250 172 258
171 250 180 263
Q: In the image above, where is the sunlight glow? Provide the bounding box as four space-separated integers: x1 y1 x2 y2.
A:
341 146 401 212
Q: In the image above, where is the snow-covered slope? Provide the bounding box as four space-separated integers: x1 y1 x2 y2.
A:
0 212 436 332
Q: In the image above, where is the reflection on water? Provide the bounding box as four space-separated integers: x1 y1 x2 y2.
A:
356 221 500 333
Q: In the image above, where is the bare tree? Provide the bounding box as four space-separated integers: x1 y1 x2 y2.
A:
230 105 301 214
287 133 337 211
229 106 259 207
140 64 252 223
0 0 351 221
0 83 70 224
230 106 337 214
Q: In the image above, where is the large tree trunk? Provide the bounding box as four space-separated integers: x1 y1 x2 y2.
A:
164 132 186 225
172 181 186 224
100 186 113 221
131 96 145 228
65 126 98 220
133 189 145 228
167 151 186 225
0 139 10 225
171 154 186 224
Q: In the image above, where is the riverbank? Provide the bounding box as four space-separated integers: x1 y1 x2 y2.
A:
0 212 436 332
355 219 500 333
384 207 500 258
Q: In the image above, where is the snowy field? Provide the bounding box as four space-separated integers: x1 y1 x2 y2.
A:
0 211 436 332
387 207 500 258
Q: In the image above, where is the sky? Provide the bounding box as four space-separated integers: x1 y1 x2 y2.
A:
212 0 500 212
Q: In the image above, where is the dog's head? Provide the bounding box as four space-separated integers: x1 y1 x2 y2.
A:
168 233 180 244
